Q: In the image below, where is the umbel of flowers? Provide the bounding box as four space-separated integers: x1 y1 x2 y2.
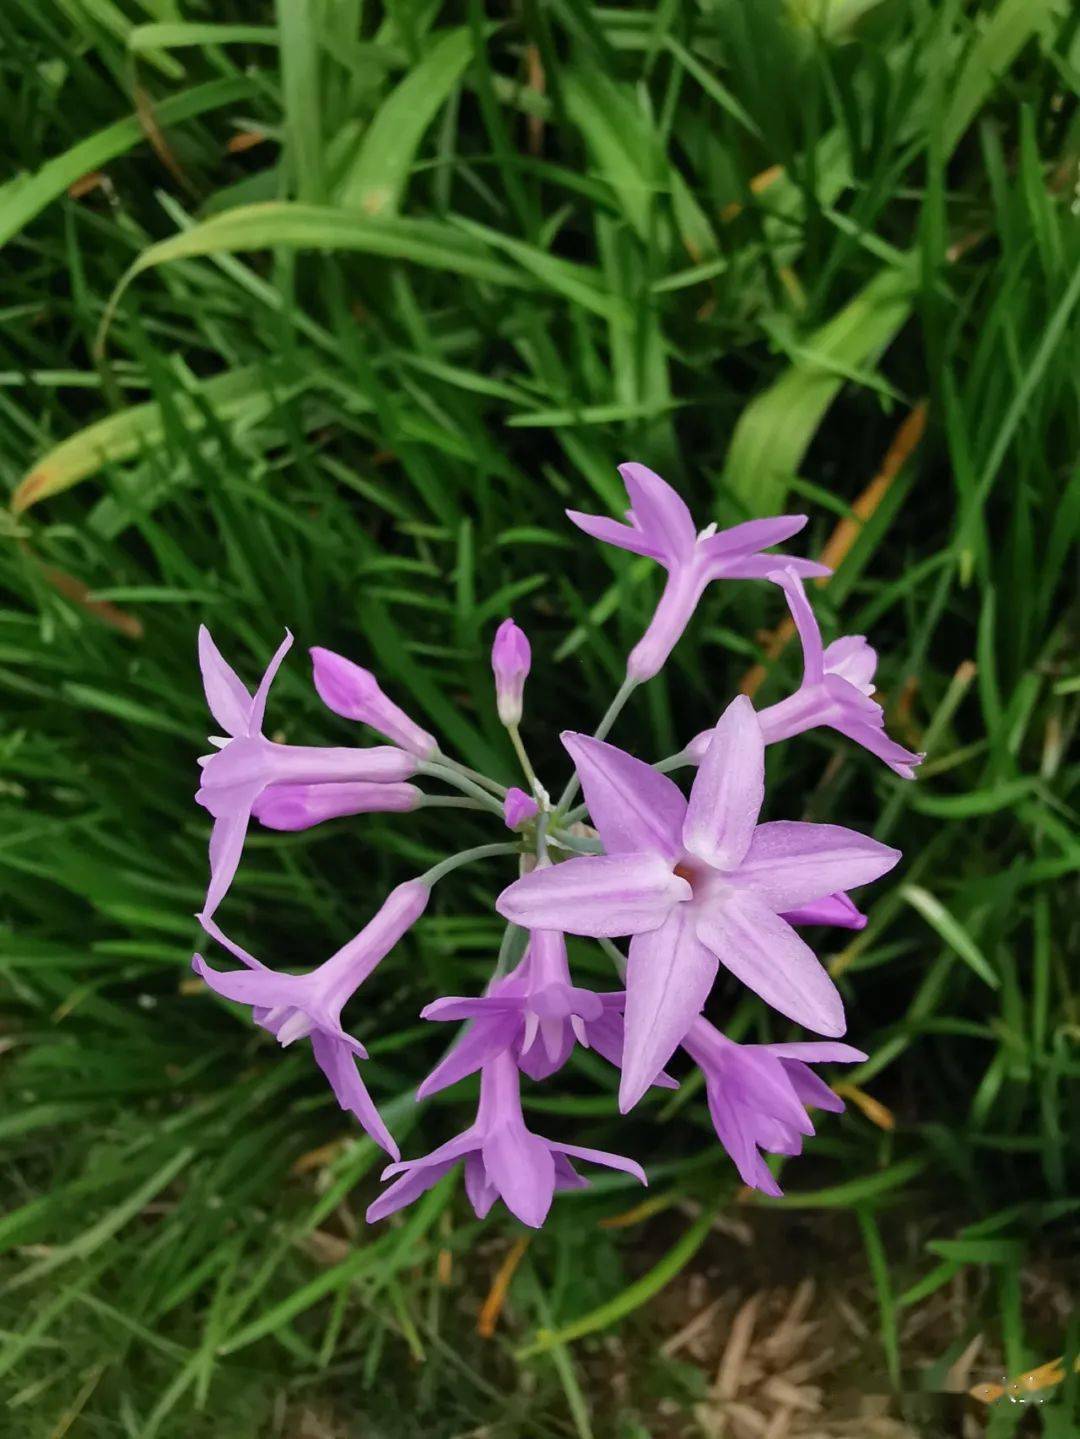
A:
192 463 922 1228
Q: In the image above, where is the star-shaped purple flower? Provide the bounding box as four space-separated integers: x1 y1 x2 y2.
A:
687 568 923 778
196 627 417 917
367 1048 645 1228
682 1018 864 1196
193 880 430 1158
566 463 830 681
498 695 900 1110
418 928 649 1095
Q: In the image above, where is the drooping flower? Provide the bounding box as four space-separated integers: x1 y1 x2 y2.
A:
503 786 540 830
193 879 430 1158
566 463 831 681
254 780 421 830
688 568 923 778
491 618 531 727
498 696 900 1110
681 1019 864 1196
418 928 646 1094
310 647 437 758
367 1048 645 1228
196 627 417 918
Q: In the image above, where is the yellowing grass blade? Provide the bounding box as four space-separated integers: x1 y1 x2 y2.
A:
12 365 277 514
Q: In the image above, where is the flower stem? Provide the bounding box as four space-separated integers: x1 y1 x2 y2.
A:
597 936 627 979
419 795 489 811
507 723 540 797
490 921 527 985
419 761 505 817
435 753 507 798
654 749 693 774
555 674 638 813
547 829 602 855
420 842 520 887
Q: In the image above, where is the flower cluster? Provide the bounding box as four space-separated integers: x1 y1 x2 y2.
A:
192 463 921 1227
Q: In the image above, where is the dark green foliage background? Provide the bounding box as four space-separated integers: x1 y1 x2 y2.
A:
0 1 1077 1434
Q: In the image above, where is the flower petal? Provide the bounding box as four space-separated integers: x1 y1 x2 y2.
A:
464 1151 500 1217
420 995 520 1022
248 630 293 734
198 626 253 737
552 1154 591 1192
565 508 662 560
768 567 824 685
416 1014 518 1098
619 906 718 1112
779 1060 846 1114
705 1085 783 1197
627 563 709 680
696 892 846 1037
618 462 696 562
366 1156 461 1223
585 1011 679 1089
310 1030 398 1159
203 803 254 920
482 1125 555 1228
734 821 901 911
497 853 689 938
699 515 808 560
718 554 831 580
253 781 420 829
830 714 924 779
682 695 764 870
548 1140 647 1187
379 1129 477 1181
192 953 304 1011
823 635 877 693
780 892 868 930
763 1041 866 1063
561 733 686 858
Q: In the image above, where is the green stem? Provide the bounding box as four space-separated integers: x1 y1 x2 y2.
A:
418 761 505 817
556 675 639 813
491 921 527 984
654 749 693 774
597 936 628 979
420 843 520 887
547 829 602 855
507 723 540 797
435 753 507 798
418 795 488 811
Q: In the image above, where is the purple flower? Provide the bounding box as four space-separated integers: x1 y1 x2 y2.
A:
254 780 421 830
366 1048 645 1228
310 647 437 759
782 892 867 931
418 929 644 1094
193 879 430 1158
196 627 417 918
503 786 540 830
682 1019 864 1196
566 463 830 681
491 618 531 726
754 568 923 778
498 695 900 1110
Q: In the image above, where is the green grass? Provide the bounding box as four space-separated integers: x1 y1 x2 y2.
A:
1 1 1078 1434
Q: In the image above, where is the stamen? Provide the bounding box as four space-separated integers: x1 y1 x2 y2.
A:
276 1009 315 1047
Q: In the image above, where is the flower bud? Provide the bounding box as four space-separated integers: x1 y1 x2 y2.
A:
253 781 421 831
503 786 539 830
491 618 531 727
310 648 437 758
